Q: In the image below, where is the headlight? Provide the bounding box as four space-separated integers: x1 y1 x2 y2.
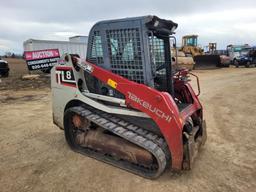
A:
154 20 159 27
171 25 177 32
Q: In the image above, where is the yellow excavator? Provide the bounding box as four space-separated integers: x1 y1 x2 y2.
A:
180 35 220 69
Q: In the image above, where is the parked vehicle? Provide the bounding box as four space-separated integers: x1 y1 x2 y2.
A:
219 55 231 67
180 35 221 69
213 50 230 67
226 44 254 67
0 58 9 77
249 46 256 61
233 47 256 68
236 57 252 68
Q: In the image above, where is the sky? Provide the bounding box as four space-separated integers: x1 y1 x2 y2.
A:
0 0 256 55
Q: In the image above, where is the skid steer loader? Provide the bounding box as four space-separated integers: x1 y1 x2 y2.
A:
51 15 207 179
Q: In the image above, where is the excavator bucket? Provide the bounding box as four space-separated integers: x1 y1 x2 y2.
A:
194 55 221 69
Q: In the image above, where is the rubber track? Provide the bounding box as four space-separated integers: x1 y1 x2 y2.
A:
66 106 170 179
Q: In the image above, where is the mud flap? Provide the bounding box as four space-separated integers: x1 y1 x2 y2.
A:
183 120 207 170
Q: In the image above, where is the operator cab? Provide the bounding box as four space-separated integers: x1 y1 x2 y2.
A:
182 35 198 47
85 15 192 111
86 16 176 94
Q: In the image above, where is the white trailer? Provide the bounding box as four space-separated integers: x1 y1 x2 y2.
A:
23 38 87 59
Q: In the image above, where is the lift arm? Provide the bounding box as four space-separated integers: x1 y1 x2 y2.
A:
74 57 184 170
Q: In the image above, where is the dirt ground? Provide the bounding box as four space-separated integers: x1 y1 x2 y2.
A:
0 58 50 91
0 59 255 192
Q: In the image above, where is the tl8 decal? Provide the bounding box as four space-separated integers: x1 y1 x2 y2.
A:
55 66 76 88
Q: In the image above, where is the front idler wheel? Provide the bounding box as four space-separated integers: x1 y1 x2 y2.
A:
64 108 90 151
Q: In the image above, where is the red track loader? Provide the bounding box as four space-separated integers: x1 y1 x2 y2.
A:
51 15 207 179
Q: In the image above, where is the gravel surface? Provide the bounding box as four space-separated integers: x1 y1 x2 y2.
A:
0 60 255 192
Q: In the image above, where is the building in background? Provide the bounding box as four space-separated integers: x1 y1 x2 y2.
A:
69 36 88 44
23 36 88 59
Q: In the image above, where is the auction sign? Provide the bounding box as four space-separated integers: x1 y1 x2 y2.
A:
24 49 60 70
